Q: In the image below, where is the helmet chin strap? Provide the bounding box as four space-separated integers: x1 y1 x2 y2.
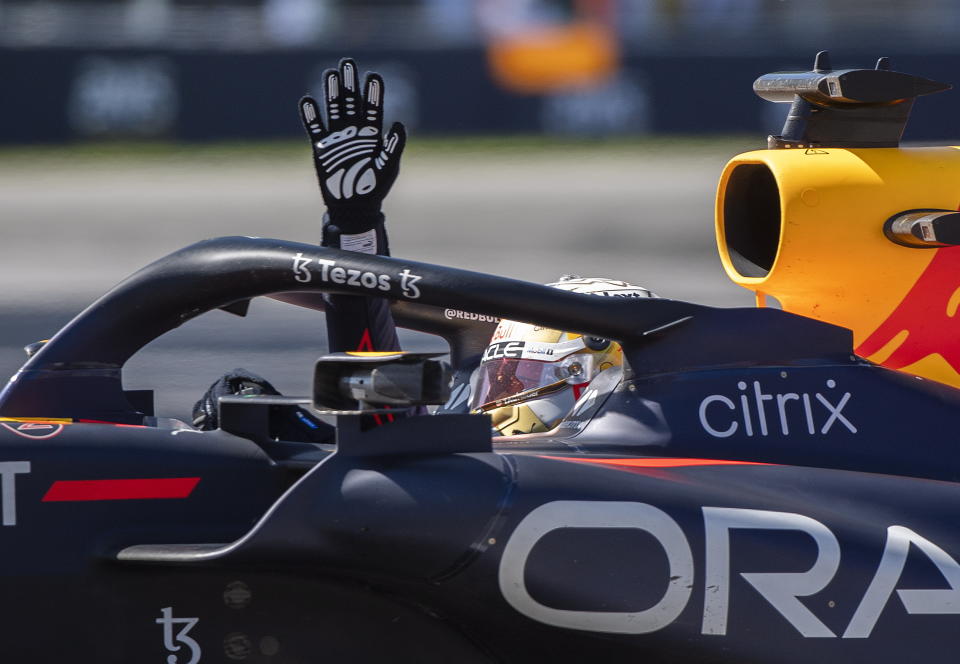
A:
473 379 570 414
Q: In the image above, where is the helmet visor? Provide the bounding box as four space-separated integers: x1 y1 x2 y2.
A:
469 354 595 411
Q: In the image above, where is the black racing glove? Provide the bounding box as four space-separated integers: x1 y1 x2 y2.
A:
192 368 333 443
299 58 406 254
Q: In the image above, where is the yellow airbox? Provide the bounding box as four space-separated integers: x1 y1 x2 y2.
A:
716 147 960 387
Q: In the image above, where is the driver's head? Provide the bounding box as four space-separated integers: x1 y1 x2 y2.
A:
468 277 656 436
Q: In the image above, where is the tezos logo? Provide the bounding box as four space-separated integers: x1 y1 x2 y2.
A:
698 379 855 439
156 607 201 664
291 253 423 299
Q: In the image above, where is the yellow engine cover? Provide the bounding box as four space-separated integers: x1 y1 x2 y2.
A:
716 146 960 387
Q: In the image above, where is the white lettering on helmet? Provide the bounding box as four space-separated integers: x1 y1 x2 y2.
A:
483 341 525 362
548 277 654 299
595 290 653 298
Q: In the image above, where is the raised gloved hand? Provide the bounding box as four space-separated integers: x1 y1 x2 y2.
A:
300 58 406 253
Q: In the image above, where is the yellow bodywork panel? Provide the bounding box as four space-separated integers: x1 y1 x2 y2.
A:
716 146 960 387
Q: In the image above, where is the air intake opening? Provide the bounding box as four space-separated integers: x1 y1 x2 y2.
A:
723 163 781 278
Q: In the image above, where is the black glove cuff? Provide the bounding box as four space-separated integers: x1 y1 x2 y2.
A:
322 211 390 256
324 205 383 234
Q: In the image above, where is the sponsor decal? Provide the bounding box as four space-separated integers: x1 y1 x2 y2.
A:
42 477 200 502
443 309 500 323
500 501 692 635
856 248 960 382
523 345 555 358
156 607 201 664
483 341 525 362
500 500 960 639
491 321 519 342
290 253 424 300
0 419 67 440
292 253 312 283
548 277 653 299
339 229 377 255
698 379 855 439
482 339 588 363
0 462 30 526
314 258 391 292
399 268 422 299
596 290 653 298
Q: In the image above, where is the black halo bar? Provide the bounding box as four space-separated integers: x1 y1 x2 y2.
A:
0 236 854 422
23 236 702 370
0 237 699 420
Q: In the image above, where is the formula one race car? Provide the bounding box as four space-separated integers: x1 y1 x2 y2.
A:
2 53 960 663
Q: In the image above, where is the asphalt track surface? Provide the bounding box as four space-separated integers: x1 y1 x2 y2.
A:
0 142 757 419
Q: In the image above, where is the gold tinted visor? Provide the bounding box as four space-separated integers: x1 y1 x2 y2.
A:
469 353 595 412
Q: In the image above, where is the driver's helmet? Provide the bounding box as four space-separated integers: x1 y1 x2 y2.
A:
469 277 656 436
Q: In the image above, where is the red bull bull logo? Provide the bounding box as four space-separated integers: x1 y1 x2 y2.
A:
856 247 960 388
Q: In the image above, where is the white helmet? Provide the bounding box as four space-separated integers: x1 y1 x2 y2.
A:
469 277 656 436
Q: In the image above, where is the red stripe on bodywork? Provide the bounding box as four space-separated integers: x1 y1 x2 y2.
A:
76 419 146 428
42 477 201 502
540 456 770 468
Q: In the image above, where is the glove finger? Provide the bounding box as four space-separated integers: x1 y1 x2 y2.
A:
383 121 406 159
338 58 360 125
362 72 385 133
323 67 345 132
374 122 406 186
299 95 327 140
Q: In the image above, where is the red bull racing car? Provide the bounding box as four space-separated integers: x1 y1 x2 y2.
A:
1 53 960 663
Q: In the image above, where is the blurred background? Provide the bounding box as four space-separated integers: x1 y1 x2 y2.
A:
2 0 959 418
